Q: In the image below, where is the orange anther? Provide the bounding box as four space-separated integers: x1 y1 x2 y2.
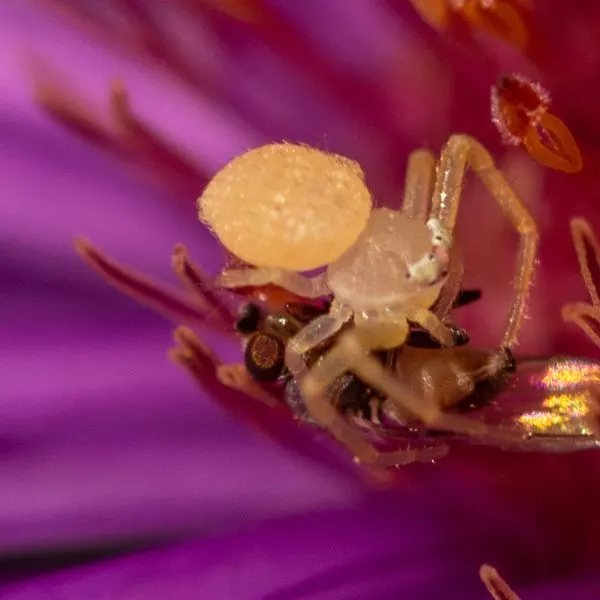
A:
491 74 550 145
524 113 583 174
491 74 582 173
410 0 531 51
407 0 451 31
455 0 530 50
495 74 550 114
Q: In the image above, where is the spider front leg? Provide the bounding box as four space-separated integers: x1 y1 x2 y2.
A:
217 267 329 298
400 148 436 219
300 320 487 467
431 134 539 348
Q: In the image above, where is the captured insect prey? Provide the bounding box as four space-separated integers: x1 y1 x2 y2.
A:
199 137 549 466
235 288 479 384
234 298 600 457
491 73 582 173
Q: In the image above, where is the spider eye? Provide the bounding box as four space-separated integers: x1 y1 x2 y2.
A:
434 235 443 243
428 253 436 261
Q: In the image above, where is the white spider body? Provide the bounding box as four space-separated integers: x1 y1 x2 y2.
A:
325 208 447 312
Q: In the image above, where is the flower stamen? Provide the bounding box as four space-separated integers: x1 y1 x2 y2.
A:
34 72 207 195
480 564 521 600
408 0 531 51
169 326 311 441
171 244 238 323
491 74 582 173
109 81 208 194
75 238 229 331
562 218 600 348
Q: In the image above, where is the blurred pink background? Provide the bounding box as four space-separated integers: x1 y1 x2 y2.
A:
2 0 600 592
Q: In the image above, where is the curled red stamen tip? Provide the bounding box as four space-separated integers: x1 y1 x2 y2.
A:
491 73 550 146
491 74 582 173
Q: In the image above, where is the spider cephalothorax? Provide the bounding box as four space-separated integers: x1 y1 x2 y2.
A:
200 136 539 466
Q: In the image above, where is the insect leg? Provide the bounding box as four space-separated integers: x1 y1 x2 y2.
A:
453 288 482 309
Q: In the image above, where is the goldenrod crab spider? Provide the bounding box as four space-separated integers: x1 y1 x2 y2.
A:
199 136 538 467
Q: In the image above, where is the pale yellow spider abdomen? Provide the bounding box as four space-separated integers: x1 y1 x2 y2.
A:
198 143 372 271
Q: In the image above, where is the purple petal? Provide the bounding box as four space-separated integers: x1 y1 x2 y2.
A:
0 503 541 599
0 8 365 551
4 0 600 576
1 500 599 599
2 314 366 550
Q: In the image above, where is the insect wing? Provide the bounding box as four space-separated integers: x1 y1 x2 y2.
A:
459 356 600 452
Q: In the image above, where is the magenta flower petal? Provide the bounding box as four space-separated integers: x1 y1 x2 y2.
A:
0 4 371 553
1 499 599 599
1 327 364 551
0 504 544 598
4 6 600 600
